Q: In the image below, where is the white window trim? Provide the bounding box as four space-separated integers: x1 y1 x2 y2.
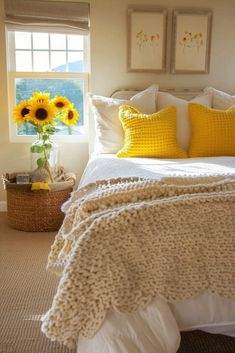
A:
8 71 89 143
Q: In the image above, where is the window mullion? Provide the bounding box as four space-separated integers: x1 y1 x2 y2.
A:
49 33 51 71
31 33 34 71
83 35 89 72
9 32 16 71
66 35 69 72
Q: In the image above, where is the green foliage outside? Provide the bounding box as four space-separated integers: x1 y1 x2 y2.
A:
16 78 84 136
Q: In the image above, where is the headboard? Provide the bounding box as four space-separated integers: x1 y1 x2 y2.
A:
111 87 203 101
89 87 203 155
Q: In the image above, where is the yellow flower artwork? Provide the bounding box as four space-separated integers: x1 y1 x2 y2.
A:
136 30 160 50
179 31 204 52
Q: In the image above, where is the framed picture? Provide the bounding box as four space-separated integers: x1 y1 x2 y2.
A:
127 8 167 72
171 9 212 74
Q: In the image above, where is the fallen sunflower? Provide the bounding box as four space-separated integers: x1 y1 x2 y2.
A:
52 96 70 111
27 101 55 126
13 100 30 125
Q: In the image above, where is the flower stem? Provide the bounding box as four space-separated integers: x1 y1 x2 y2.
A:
37 132 54 183
44 160 54 183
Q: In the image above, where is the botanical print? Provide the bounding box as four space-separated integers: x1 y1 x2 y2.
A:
174 13 210 72
179 31 204 52
136 30 160 50
129 11 166 71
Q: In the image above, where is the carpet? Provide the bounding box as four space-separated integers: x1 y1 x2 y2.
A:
0 212 235 353
0 212 74 353
179 330 235 353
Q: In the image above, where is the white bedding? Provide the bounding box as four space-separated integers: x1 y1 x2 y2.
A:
80 155 235 186
77 155 235 353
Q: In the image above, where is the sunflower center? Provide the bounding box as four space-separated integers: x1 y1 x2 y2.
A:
21 107 30 117
56 102 64 108
68 111 74 120
35 108 48 120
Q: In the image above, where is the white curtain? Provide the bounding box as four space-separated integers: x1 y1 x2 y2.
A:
4 0 90 34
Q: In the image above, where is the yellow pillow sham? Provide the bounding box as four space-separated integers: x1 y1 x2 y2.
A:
188 103 235 157
117 105 187 158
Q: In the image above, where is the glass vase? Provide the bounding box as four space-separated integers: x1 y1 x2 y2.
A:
30 137 59 181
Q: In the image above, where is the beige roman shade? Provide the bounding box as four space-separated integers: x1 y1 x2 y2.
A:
4 0 90 34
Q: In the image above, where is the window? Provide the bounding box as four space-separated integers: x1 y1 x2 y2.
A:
7 30 89 142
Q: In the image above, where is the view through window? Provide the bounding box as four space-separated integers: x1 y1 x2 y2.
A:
8 31 89 139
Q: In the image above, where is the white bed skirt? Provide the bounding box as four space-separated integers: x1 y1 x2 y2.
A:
78 298 180 353
77 293 235 353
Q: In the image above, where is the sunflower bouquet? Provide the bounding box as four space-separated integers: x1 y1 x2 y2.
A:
13 92 79 182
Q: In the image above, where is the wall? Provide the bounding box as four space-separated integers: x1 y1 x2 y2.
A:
89 0 235 94
0 0 235 205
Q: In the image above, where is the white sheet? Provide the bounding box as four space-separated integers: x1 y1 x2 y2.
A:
77 155 235 353
80 155 235 186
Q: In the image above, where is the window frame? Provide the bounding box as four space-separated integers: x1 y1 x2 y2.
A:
7 30 89 143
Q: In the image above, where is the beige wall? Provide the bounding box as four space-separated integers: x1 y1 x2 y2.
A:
1 0 235 203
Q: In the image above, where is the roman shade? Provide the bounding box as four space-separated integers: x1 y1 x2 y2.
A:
4 0 90 34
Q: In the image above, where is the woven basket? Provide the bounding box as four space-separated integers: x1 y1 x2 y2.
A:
3 174 74 232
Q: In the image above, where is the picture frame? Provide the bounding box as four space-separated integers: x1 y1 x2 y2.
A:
127 7 167 72
171 9 212 74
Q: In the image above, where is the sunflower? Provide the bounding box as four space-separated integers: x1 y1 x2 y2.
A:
64 104 79 127
31 92 50 104
13 100 30 126
52 96 70 111
27 101 56 126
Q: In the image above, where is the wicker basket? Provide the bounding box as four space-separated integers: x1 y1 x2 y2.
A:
3 174 74 232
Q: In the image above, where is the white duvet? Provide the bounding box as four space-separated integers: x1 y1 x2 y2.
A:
77 155 235 353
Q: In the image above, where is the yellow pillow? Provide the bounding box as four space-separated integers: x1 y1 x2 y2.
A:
117 105 187 158
188 103 235 157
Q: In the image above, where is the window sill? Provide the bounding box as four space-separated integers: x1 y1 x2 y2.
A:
9 132 89 144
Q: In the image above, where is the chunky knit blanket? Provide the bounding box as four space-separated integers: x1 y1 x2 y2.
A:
41 176 235 348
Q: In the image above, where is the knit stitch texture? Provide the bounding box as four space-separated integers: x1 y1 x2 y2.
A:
41 176 235 348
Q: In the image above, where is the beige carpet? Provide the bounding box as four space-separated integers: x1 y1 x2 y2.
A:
0 212 75 353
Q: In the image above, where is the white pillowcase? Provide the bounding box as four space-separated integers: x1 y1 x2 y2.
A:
157 92 212 151
89 84 159 154
204 86 235 110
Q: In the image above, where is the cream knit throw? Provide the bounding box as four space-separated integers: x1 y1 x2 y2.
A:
41 176 235 348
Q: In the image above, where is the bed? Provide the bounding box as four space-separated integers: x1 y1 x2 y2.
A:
41 86 235 353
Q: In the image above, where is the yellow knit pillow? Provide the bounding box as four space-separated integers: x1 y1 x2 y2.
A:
188 103 235 157
117 105 187 158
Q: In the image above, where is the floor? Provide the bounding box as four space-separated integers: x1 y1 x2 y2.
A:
0 212 75 353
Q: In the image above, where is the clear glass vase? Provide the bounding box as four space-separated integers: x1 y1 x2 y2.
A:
30 137 59 180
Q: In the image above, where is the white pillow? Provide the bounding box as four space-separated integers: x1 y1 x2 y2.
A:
157 92 212 151
89 84 159 154
204 87 235 110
